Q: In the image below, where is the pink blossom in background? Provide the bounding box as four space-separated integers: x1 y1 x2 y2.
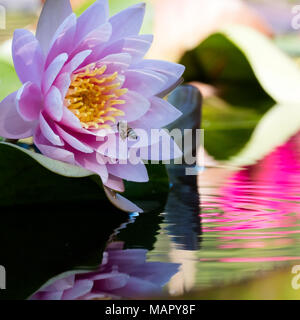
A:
149 0 273 62
0 0 183 202
30 242 180 300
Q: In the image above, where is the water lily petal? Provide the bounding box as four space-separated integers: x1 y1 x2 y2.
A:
61 50 92 77
117 90 151 123
83 272 125 282
129 96 182 129
55 125 94 153
44 86 64 122
42 276 75 292
93 273 129 291
75 152 108 182
104 186 143 213
46 13 77 67
134 59 185 81
42 53 69 94
95 133 128 161
101 34 153 62
34 127 75 164
16 82 42 122
0 91 35 139
109 3 145 42
124 69 168 97
39 113 64 146
79 292 107 300
32 291 64 300
73 23 112 65
97 52 132 74
62 280 94 300
54 72 71 99
109 276 160 298
12 29 44 87
59 107 83 132
133 60 185 97
104 174 125 192
95 126 160 161
156 77 184 98
36 0 73 55
138 129 183 161
121 35 153 62
75 0 109 44
107 161 149 183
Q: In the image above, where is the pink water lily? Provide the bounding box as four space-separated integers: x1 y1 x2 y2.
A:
0 0 184 206
30 242 180 300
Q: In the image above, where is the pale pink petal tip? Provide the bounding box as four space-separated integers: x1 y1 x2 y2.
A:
104 186 143 213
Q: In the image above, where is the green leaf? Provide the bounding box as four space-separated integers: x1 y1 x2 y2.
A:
2 142 93 178
181 25 300 105
0 142 103 207
219 25 300 105
179 25 300 160
230 104 300 166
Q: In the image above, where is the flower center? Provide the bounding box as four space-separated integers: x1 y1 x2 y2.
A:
66 64 128 129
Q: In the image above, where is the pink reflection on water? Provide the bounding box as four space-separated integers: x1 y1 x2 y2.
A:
200 256 300 263
219 238 294 249
220 257 300 263
200 132 300 257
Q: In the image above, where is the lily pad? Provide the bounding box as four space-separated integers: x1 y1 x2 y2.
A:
2 142 93 178
0 142 102 207
180 25 300 160
231 104 300 166
181 25 300 105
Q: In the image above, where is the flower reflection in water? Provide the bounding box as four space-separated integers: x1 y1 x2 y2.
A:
30 242 180 300
200 132 300 265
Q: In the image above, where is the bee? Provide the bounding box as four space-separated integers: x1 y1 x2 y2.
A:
117 121 138 141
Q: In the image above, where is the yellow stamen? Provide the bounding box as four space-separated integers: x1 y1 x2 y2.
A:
66 64 128 129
